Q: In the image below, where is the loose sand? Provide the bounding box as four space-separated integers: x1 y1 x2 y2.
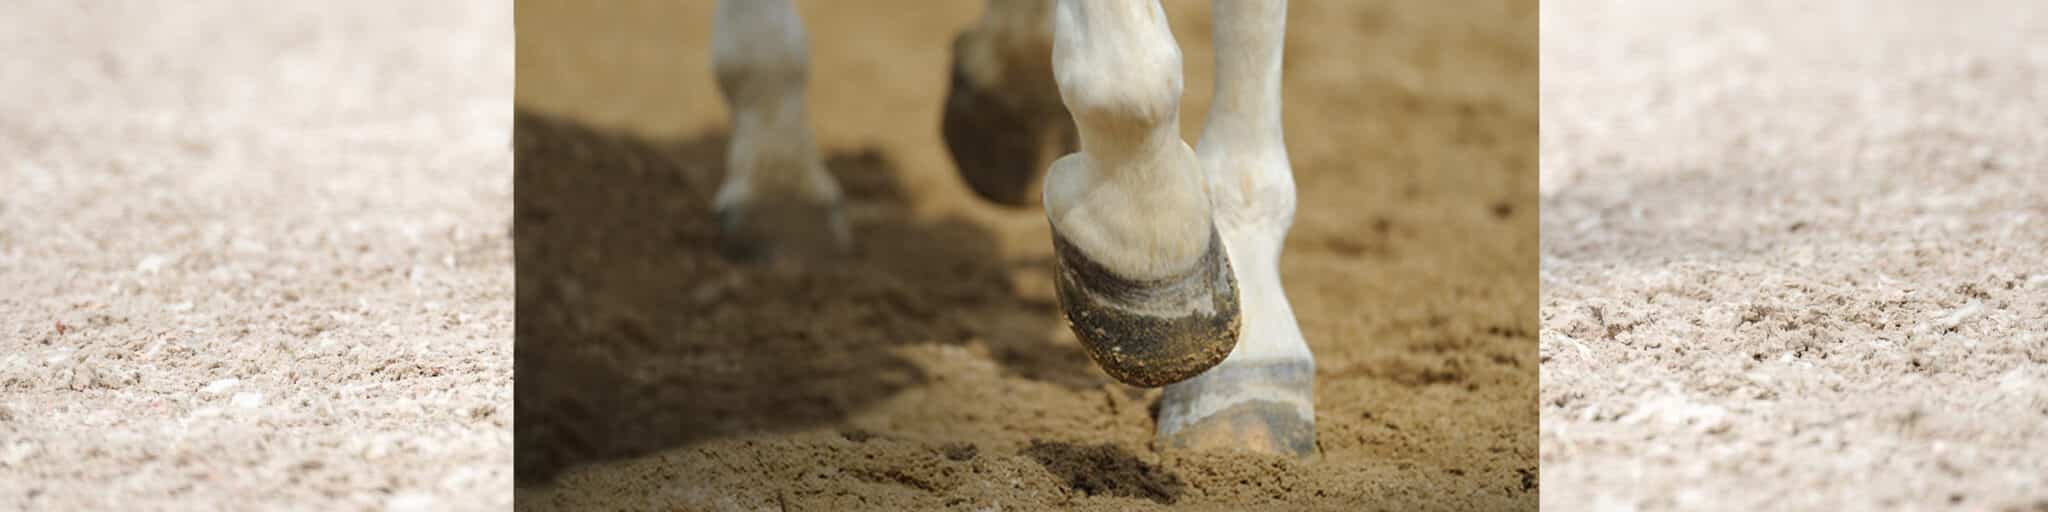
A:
515 1 1535 510
1 2 513 509
1541 1 2048 509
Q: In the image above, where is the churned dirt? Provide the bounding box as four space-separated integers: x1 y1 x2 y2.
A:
513 0 1534 510
0 1 513 510
1541 1 2048 510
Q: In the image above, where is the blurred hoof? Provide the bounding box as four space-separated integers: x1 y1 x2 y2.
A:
1158 359 1315 457
941 31 1073 208
714 198 850 267
1052 226 1240 387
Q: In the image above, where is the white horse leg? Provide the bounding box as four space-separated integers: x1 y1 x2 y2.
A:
1044 0 1240 387
942 0 1074 206
710 0 848 264
1157 0 1316 457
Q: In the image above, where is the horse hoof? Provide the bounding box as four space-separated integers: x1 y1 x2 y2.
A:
1158 359 1315 457
1052 226 1240 387
940 31 1072 208
714 196 850 267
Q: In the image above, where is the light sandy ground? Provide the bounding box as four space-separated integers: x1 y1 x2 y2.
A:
515 0 1535 510
0 2 512 509
1541 1 2048 510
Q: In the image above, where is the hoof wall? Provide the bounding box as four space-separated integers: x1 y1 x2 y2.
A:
1158 360 1315 457
1052 227 1240 387
1160 399 1315 457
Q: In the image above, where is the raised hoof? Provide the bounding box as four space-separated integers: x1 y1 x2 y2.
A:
1052 227 1240 388
713 199 850 267
940 32 1073 208
1158 360 1316 457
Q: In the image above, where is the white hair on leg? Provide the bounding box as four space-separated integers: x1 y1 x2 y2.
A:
1043 0 1213 280
1041 0 1243 388
1158 0 1317 457
708 0 847 263
1202 0 1306 365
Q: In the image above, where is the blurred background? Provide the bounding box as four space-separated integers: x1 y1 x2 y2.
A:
1 1 510 510
1541 0 2048 509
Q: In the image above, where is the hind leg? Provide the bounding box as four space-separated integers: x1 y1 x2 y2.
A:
942 0 1075 207
710 0 849 265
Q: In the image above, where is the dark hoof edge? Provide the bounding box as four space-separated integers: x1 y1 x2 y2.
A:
940 32 1073 208
1052 226 1240 388
1158 361 1316 457
714 199 849 266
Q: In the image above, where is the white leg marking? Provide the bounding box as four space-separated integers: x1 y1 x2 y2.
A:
710 0 847 258
1042 0 1214 281
1200 0 1307 366
1157 0 1316 455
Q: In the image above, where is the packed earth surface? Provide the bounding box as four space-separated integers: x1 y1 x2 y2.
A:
0 1 514 510
1541 1 2048 510
515 0 1536 510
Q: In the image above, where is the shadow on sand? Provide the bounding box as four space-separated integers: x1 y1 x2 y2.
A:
512 110 1108 485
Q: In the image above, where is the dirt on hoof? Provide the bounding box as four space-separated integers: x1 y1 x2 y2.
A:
1160 399 1317 457
1051 226 1240 388
515 0 1535 510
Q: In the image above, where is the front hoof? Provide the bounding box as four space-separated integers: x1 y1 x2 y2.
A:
714 199 850 267
1157 360 1316 457
940 32 1071 208
1052 227 1240 387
